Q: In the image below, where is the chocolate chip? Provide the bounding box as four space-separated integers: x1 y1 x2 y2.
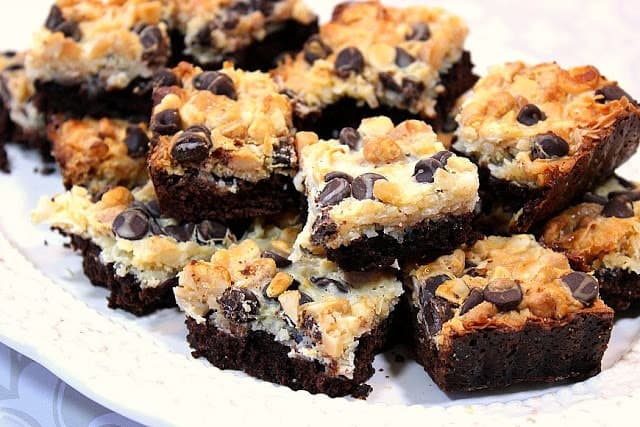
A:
150 109 181 135
171 131 211 165
193 71 237 100
112 209 150 240
194 21 216 45
413 158 442 183
195 220 229 243
401 78 424 104
261 250 292 268
483 279 523 311
218 287 260 323
45 5 64 30
421 274 451 298
139 25 167 65
299 292 314 305
318 177 351 206
423 296 452 336
351 173 387 200
334 47 364 78
164 223 195 242
152 69 179 88
310 276 349 293
338 127 361 149
459 288 484 315
145 200 162 217
303 35 332 64
583 192 608 205
272 137 295 167
148 218 165 236
602 196 634 218
530 132 570 160
406 22 431 41
596 85 637 105
561 272 598 306
185 124 211 137
395 47 415 68
517 103 547 126
124 125 149 158
379 72 401 93
441 116 459 133
431 151 453 166
57 21 81 41
151 86 174 107
45 5 81 41
324 171 353 183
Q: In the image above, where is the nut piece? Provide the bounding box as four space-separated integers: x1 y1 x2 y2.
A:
278 290 301 325
363 136 403 164
266 272 295 298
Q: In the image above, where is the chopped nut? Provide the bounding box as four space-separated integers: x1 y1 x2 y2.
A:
278 290 301 325
363 136 403 164
267 272 295 298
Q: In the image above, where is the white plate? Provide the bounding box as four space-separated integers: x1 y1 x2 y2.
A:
1 1 640 426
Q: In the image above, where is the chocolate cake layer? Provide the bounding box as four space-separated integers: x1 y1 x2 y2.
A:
480 112 640 233
594 268 640 312
407 299 613 392
150 169 301 222
70 235 177 316
317 214 476 272
185 314 392 398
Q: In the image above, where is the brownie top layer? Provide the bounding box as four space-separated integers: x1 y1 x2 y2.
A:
542 176 640 274
453 61 639 188
49 115 149 194
175 219 403 378
292 116 478 253
27 0 171 90
149 61 298 183
407 234 612 347
272 1 468 119
172 0 316 66
0 51 45 134
32 182 235 288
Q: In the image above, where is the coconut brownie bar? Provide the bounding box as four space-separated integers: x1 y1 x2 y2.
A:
32 182 235 315
0 51 47 168
273 1 477 137
48 115 149 195
542 176 640 311
453 62 640 233
148 61 300 222
169 0 317 70
27 0 173 119
405 234 613 392
292 116 479 272
175 222 403 397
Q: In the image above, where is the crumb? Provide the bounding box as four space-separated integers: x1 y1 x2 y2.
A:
351 383 372 400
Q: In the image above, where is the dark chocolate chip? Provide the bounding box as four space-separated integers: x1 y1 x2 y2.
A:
303 35 333 64
401 78 425 103
171 131 212 165
310 276 349 293
145 200 162 217
395 47 415 68
184 124 212 137
379 72 401 93
164 223 195 242
152 69 179 88
218 287 260 323
459 288 484 315
195 220 229 243
413 158 442 183
423 296 452 335
516 103 547 126
406 22 431 41
57 21 81 41
334 47 364 78
193 71 237 100
602 197 634 218
288 279 301 291
318 177 351 206
4 63 24 72
148 218 165 236
483 279 523 311
261 250 292 268
194 21 216 45
139 25 167 64
324 171 353 183
299 292 314 305
124 125 149 158
112 209 150 240
338 127 361 150
530 132 570 160
441 116 459 133
431 150 453 166
351 173 387 200
421 274 450 298
596 85 637 105
45 5 81 41
583 192 608 205
45 5 64 30
150 109 181 135
561 272 598 306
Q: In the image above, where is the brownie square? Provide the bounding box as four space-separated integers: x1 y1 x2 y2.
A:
292 116 479 271
542 176 640 311
48 115 149 195
148 62 301 222
404 234 614 392
272 1 478 137
453 62 640 233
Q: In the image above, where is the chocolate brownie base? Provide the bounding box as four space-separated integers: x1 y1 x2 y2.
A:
69 235 177 316
294 51 477 139
150 169 301 222
476 112 640 233
594 268 640 311
315 214 476 272
33 78 152 121
171 19 318 71
185 314 392 397
406 298 613 392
